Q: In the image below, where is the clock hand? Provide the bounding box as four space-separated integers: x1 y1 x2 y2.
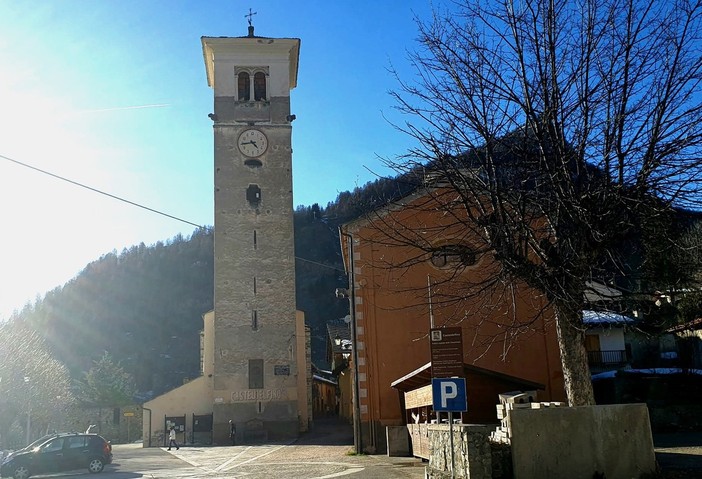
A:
240 141 255 146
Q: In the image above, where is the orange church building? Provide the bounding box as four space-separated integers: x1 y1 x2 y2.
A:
339 186 566 453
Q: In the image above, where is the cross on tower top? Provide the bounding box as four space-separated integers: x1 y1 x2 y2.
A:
245 8 257 37
245 8 257 27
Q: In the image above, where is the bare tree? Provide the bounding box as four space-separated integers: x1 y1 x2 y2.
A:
0 323 74 447
383 0 702 405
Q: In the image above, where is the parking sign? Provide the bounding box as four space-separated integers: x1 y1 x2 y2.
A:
432 378 467 412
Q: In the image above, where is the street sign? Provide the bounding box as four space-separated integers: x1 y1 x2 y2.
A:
432 378 467 412
123 412 135 417
430 327 464 377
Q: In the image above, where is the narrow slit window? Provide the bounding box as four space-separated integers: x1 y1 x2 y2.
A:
251 310 258 330
253 276 257 295
254 72 266 101
249 359 264 389
253 230 257 249
238 72 250 101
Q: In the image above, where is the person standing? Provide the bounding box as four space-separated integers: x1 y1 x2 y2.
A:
229 420 236 446
167 427 179 450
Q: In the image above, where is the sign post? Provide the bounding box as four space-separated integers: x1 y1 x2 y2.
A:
432 378 467 479
430 327 466 479
123 412 134 442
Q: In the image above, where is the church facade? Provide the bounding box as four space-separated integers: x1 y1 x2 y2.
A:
142 24 309 446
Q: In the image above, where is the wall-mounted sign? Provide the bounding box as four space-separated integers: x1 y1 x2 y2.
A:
274 365 290 376
231 389 286 401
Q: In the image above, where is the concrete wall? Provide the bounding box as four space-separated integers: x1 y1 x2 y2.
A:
386 426 410 457
142 375 212 447
510 404 656 479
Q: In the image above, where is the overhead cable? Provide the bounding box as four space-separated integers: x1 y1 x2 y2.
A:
0 153 204 229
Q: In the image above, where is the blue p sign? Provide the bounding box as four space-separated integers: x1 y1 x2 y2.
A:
432 378 467 412
439 381 457 408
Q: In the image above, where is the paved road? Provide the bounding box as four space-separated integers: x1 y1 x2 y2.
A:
103 442 425 478
34 418 425 479
19 426 701 478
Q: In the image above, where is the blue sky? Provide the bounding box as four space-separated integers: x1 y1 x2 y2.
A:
0 1 437 318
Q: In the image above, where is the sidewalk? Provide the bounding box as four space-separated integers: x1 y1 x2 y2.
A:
281 415 426 476
293 418 702 477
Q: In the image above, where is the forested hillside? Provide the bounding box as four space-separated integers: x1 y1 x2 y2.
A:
7 171 702 401
12 228 214 396
9 177 406 398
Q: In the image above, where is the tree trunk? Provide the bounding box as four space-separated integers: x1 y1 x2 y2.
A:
553 305 595 406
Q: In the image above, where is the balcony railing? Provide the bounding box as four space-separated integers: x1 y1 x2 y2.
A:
587 350 628 367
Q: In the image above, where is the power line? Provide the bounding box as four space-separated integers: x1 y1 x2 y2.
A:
1 153 347 270
0 153 204 229
295 256 346 274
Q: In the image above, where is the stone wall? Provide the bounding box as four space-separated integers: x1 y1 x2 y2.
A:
425 424 492 479
424 404 657 479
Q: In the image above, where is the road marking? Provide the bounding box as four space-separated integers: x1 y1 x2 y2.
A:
234 462 365 478
218 444 286 471
163 445 367 478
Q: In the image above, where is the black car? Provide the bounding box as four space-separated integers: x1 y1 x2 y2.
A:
0 433 112 479
1 435 54 463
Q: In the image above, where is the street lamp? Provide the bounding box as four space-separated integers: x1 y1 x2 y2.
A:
24 376 31 444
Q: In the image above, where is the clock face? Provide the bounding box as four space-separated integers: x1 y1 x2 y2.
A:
238 129 268 157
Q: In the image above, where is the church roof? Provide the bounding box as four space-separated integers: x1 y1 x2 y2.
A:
390 361 544 392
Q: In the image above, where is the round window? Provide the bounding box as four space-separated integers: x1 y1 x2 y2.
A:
430 245 477 268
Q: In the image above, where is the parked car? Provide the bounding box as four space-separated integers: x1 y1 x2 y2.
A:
0 433 112 479
1 435 56 464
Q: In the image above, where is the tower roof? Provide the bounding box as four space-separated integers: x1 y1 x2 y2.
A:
201 35 301 90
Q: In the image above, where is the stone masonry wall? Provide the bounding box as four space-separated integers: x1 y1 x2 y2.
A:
425 424 492 479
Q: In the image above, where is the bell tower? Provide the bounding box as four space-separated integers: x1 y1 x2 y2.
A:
201 23 300 440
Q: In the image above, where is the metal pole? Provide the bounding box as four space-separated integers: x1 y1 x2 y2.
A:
449 411 455 479
428 275 435 329
26 409 31 445
24 377 31 444
341 229 363 455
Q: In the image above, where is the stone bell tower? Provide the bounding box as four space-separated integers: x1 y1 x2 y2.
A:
201 22 300 441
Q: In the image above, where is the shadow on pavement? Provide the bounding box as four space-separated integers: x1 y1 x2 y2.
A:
656 451 702 470
654 431 702 477
294 416 353 446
